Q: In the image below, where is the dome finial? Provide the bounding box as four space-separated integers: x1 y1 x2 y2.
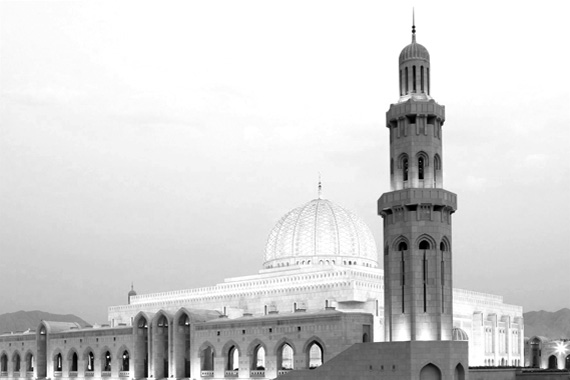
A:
318 172 322 199
412 8 416 43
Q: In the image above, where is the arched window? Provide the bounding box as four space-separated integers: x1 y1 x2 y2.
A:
157 315 168 329
279 344 294 370
308 342 323 369
421 66 424 92
71 352 78 372
0 354 7 372
418 156 425 180
54 353 62 372
548 355 558 369
26 353 33 372
227 346 239 371
419 240 431 250
403 157 409 182
427 68 430 94
86 352 94 371
565 354 570 370
390 158 394 175
398 242 408 251
103 351 111 372
121 351 129 372
138 317 148 329
455 364 465 380
201 346 214 371
399 70 403 96
252 345 265 370
413 66 417 92
405 67 409 94
362 333 370 343
13 353 21 373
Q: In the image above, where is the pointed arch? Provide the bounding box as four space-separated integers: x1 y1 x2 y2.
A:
222 341 240 372
392 236 410 252
455 363 465 380
53 350 63 372
420 363 441 380
22 350 33 373
415 234 436 250
440 236 451 252
199 342 215 372
304 337 325 369
247 339 267 370
274 339 296 370
0 352 8 373
398 153 409 182
11 351 21 374
66 349 78 372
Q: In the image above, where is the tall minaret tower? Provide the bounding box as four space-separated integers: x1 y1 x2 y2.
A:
378 18 458 342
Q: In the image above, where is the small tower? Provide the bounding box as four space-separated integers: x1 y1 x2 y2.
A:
127 283 137 305
378 19 457 342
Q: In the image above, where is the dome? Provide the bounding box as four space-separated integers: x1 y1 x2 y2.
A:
452 327 469 341
399 41 430 64
263 198 378 268
128 284 137 297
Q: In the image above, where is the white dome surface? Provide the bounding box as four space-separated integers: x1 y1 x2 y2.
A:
264 199 378 268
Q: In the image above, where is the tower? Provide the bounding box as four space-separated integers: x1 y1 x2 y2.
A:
378 19 458 342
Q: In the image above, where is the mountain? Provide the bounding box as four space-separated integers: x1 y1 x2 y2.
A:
0 310 91 334
523 308 570 339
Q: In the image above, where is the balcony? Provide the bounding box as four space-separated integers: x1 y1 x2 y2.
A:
250 370 265 378
278 369 292 376
84 371 94 377
119 371 130 377
224 370 238 377
101 371 112 377
69 371 78 377
201 370 214 378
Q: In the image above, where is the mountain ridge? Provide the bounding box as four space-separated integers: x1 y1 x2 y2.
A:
0 310 91 334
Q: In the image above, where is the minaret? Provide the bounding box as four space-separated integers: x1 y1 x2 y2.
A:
378 19 458 341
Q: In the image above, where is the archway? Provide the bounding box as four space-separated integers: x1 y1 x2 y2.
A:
152 314 170 378
565 355 570 370
54 353 62 372
85 351 94 372
277 343 294 370
252 345 265 370
68 351 78 372
120 351 129 372
102 351 111 372
455 363 465 380
25 352 33 373
13 352 21 376
200 345 214 373
548 355 557 369
227 346 239 371
420 363 441 380
307 342 323 369
174 312 191 378
133 315 149 379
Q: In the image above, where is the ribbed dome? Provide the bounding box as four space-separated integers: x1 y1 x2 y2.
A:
263 199 378 268
399 41 430 64
452 327 469 341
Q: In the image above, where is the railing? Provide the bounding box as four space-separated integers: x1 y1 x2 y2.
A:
119 371 130 377
69 371 78 377
26 372 33 378
250 370 265 377
224 370 239 377
54 371 63 377
84 371 95 377
101 371 112 377
278 369 292 375
201 370 214 377
0 373 7 378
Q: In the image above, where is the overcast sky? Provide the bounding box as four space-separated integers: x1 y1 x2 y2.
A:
1 1 568 325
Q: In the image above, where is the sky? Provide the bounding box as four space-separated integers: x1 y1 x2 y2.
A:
1 1 568 325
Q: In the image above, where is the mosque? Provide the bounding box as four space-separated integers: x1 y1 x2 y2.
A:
0 19 536 380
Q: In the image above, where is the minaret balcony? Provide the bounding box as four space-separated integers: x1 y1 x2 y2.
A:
378 188 457 214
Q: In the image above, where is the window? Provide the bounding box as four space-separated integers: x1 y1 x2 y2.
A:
413 66 416 92
55 353 62 372
308 343 323 369
403 157 409 181
280 344 294 370
71 352 78 372
86 352 94 371
252 345 265 370
103 351 111 372
227 346 239 371
418 157 424 180
419 240 431 250
121 351 129 372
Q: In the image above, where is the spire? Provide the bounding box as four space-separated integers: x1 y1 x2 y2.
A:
317 173 322 199
131 282 134 291
412 8 416 43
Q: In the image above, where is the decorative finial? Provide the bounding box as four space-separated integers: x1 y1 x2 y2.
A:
412 8 416 43
131 282 134 291
318 173 322 199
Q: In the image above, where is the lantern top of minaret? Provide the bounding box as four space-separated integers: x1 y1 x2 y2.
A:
399 11 430 64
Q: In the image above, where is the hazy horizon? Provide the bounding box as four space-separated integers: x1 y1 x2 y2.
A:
1 1 568 324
